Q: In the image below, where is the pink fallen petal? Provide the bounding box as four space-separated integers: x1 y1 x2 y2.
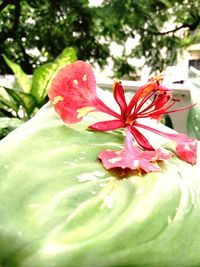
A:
135 122 197 165
175 135 197 165
98 128 171 173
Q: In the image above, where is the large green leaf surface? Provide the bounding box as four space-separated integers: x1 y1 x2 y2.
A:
0 103 200 267
187 67 200 140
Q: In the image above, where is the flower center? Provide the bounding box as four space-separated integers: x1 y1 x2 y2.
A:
125 113 136 126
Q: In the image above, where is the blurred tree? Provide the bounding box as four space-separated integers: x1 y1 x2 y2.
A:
0 0 110 74
97 0 200 77
0 0 199 78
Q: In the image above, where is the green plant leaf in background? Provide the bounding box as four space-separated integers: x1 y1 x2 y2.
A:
187 67 200 140
0 87 19 114
0 101 200 267
161 114 173 129
0 117 23 139
3 55 32 93
31 47 77 106
3 87 37 118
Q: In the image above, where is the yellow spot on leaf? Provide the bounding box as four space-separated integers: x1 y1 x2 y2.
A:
108 157 122 164
53 95 64 105
77 106 94 119
82 74 87 81
73 79 79 85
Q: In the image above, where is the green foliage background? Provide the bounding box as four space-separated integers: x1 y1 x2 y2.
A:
0 0 200 77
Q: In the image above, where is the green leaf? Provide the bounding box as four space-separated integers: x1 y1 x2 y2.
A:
3 87 37 117
161 114 173 129
159 0 172 7
187 67 200 139
0 101 200 267
0 117 23 139
31 47 77 106
0 87 19 112
3 55 31 93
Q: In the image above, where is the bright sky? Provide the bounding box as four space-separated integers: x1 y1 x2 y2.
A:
89 0 104 7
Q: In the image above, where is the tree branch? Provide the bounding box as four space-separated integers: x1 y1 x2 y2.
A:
155 24 191 35
139 17 200 36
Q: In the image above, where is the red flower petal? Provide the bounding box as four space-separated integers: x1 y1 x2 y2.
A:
130 126 155 151
98 128 171 173
113 81 127 115
49 61 121 123
126 80 172 117
88 120 125 132
135 122 197 165
126 80 159 115
49 61 98 123
157 84 172 95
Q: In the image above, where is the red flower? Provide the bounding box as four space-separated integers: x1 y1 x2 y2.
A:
98 127 171 173
49 61 197 173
